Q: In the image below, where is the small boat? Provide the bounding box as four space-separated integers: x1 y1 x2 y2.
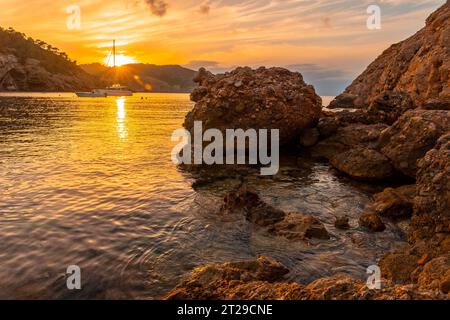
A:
76 40 133 98
76 90 107 98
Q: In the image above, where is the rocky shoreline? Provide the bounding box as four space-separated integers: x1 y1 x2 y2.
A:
164 2 449 300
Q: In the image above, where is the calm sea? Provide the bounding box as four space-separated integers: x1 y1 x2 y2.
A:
0 93 404 299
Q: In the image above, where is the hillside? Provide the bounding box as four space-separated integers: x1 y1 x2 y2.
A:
80 63 197 93
0 27 102 91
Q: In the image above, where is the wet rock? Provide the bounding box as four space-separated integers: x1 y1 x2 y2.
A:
222 188 285 227
268 212 330 240
334 216 351 230
330 147 396 180
330 2 450 108
411 133 450 242
378 110 450 177
185 67 322 146
379 253 418 284
312 124 389 160
164 256 297 300
299 127 320 147
359 212 386 232
365 185 416 219
165 257 447 300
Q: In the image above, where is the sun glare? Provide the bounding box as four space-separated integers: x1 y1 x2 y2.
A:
105 54 136 67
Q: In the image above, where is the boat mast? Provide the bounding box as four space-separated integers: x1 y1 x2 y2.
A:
113 40 116 68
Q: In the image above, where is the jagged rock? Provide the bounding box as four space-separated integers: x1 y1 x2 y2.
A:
268 212 330 240
330 147 395 180
184 67 322 146
378 110 450 177
379 253 418 284
312 124 388 160
299 127 320 147
328 93 358 109
330 2 450 108
165 257 447 300
364 185 416 219
367 91 417 124
417 255 450 292
164 256 295 300
334 216 351 230
411 133 450 242
359 212 386 232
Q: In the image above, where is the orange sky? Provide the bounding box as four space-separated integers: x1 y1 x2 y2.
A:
0 0 445 94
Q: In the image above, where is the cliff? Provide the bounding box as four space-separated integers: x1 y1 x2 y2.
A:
331 1 449 108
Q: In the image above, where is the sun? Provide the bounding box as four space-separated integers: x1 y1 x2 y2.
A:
105 54 136 67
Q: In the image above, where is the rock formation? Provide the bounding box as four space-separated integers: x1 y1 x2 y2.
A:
330 1 449 108
185 67 322 146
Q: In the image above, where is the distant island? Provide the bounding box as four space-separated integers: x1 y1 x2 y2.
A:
0 27 197 93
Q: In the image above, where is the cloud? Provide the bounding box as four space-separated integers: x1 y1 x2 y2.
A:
144 0 168 17
199 1 210 15
286 64 353 96
185 60 219 69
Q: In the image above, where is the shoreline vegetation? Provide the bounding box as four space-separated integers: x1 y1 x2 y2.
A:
165 2 449 300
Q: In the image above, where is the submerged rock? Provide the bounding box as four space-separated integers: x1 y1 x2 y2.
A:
334 216 351 230
185 67 322 146
359 212 386 232
268 212 330 240
222 188 285 227
378 110 450 177
330 2 450 108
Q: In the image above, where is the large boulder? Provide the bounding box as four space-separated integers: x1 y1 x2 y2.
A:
329 2 450 108
378 110 450 177
185 67 322 146
330 147 396 181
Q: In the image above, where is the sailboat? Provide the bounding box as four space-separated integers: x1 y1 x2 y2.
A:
76 40 133 97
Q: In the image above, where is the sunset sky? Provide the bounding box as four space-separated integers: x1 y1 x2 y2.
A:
0 0 445 94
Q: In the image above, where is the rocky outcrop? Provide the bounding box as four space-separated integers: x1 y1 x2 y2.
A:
363 185 416 219
311 123 388 160
165 256 447 300
411 133 450 243
330 2 450 108
378 110 450 177
185 67 322 146
330 147 395 180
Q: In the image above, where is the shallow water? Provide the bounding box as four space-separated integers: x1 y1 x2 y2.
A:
0 93 407 299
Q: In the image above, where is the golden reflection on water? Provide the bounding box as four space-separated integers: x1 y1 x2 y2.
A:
116 97 128 140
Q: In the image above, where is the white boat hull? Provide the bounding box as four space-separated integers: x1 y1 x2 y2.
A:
76 92 106 97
